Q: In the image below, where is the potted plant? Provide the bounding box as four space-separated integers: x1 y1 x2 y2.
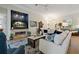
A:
10 32 14 40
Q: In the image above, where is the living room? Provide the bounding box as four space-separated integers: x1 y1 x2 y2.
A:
0 4 79 54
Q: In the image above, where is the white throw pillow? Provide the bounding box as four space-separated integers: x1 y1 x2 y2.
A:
54 31 68 45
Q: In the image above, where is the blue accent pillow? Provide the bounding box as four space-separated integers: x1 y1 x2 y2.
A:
47 34 55 42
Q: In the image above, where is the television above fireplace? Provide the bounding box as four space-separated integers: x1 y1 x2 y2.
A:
11 10 28 29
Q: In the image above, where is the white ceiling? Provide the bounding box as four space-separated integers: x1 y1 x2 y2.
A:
13 4 79 18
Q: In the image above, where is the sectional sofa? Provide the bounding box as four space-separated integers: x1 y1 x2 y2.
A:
39 31 72 54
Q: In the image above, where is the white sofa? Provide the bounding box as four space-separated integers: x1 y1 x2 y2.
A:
39 31 71 54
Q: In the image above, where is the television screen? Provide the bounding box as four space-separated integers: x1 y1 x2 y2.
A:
11 10 28 29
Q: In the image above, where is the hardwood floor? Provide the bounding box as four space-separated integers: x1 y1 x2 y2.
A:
68 36 79 54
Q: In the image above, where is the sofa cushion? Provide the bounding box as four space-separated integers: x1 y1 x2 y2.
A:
54 31 69 45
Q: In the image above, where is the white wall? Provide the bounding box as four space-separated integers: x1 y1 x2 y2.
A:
0 7 7 35
0 5 43 40
29 13 43 35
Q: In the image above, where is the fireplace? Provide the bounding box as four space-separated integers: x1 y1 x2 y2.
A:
13 31 27 40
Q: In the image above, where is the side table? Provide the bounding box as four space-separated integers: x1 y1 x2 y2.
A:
27 35 45 48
